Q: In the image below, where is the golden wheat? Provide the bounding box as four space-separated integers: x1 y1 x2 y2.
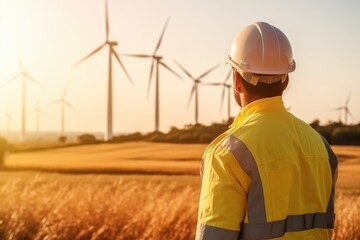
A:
0 171 359 240
0 172 200 240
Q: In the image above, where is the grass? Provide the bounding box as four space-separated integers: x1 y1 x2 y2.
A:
0 143 359 239
4 142 207 175
0 173 200 240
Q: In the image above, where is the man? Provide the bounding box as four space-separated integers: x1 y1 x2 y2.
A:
196 22 337 240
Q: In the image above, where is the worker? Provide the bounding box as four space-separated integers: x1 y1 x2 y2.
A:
196 22 337 240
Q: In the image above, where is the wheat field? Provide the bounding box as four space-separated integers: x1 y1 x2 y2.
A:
0 143 359 239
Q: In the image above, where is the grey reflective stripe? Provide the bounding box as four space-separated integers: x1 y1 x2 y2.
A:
222 135 267 223
196 224 240 240
240 212 335 239
321 137 338 214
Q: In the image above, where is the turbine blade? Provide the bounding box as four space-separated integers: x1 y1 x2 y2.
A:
105 0 109 41
220 87 226 113
174 60 194 79
187 85 196 109
112 49 134 85
27 74 43 87
147 60 155 98
73 43 106 67
160 61 182 79
345 92 351 106
224 69 232 83
202 82 222 86
331 107 343 111
198 63 221 80
5 72 21 85
63 85 68 98
50 99 62 105
153 18 169 55
65 101 76 111
345 108 353 119
121 53 152 58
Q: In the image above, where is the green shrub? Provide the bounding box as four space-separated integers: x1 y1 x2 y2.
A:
78 134 98 144
332 127 360 145
0 137 8 166
58 136 67 143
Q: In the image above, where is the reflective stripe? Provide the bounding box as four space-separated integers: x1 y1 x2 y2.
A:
321 137 338 214
196 224 239 240
240 212 335 239
222 135 267 223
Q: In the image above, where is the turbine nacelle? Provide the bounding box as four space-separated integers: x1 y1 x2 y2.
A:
107 41 118 46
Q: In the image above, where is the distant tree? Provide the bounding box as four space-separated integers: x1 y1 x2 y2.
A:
111 132 144 143
168 126 180 135
199 133 213 143
0 137 8 168
178 133 196 143
78 134 98 144
332 127 360 145
310 119 321 129
58 136 67 143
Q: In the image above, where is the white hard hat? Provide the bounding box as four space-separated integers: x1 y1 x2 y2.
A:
226 22 296 85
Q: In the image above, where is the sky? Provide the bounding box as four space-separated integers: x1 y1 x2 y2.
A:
0 0 359 139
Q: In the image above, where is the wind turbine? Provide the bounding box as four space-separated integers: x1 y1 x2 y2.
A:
122 19 182 132
175 61 220 125
5 58 41 141
51 86 75 136
332 93 353 125
74 0 133 141
202 69 232 121
29 101 43 135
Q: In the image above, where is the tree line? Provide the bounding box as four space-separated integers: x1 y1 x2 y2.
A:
0 119 359 163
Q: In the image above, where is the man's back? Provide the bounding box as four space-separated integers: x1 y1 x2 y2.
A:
197 97 337 239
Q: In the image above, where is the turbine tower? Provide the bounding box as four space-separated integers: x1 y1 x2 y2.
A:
5 58 41 141
74 0 133 141
51 86 75 136
203 69 232 121
122 19 182 132
175 61 220 125
332 93 353 125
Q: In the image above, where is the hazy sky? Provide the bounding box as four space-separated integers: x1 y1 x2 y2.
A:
0 0 359 137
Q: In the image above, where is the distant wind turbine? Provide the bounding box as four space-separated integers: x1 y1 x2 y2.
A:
29 101 43 135
74 0 133 141
175 61 220 125
5 58 42 141
203 69 232 121
122 19 182 132
51 86 75 136
332 93 353 125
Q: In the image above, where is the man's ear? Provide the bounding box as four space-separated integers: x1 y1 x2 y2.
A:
282 75 289 91
233 70 242 93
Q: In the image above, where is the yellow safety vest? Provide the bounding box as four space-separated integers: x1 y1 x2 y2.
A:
196 96 337 240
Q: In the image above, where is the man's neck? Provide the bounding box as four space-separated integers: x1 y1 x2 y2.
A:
240 94 282 108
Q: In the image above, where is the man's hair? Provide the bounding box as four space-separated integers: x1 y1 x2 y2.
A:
238 72 288 98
